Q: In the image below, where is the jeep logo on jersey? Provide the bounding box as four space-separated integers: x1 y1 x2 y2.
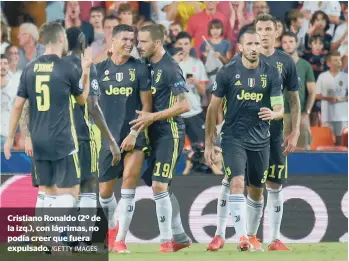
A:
237 90 263 102
115 73 123 82
261 74 267 88
105 86 133 96
248 78 255 88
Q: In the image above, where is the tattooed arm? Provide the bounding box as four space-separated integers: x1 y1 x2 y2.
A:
21 101 31 137
287 90 301 133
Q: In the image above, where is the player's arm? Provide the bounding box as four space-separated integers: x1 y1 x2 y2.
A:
285 59 301 133
20 101 30 138
304 64 316 114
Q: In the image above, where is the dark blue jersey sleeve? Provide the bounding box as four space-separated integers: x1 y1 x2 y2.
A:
68 63 83 97
212 67 228 98
269 66 283 97
286 58 300 92
89 64 99 96
17 68 28 98
168 66 188 96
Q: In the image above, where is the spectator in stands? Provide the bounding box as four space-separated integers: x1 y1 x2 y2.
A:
4 45 21 82
0 54 19 147
92 15 119 63
64 1 94 46
187 1 231 57
1 22 9 55
282 32 316 149
285 9 307 53
151 2 173 29
331 4 347 59
17 23 45 70
301 1 341 37
275 17 286 50
46 1 64 22
79 1 105 22
305 11 332 54
166 1 204 30
200 19 232 64
89 7 106 42
175 32 208 144
316 51 348 145
105 1 139 17
118 3 134 26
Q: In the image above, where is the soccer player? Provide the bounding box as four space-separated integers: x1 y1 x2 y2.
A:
207 14 301 252
64 27 121 249
205 27 284 252
3 22 92 249
130 24 191 252
95 24 152 253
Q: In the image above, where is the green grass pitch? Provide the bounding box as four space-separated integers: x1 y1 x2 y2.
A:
110 243 348 261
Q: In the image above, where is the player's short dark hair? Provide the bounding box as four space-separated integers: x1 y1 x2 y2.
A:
238 27 258 43
309 35 324 45
103 15 119 27
175 31 191 43
139 24 165 44
284 9 303 29
39 22 65 45
310 11 330 32
90 6 106 17
66 27 85 52
254 13 278 30
326 50 341 62
281 31 298 42
112 24 134 37
208 19 224 36
0 54 8 60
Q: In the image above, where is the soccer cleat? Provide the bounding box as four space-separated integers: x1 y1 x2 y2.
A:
113 240 130 254
206 236 225 251
237 235 251 252
172 238 192 252
104 221 119 251
160 241 174 253
268 240 291 251
248 236 264 252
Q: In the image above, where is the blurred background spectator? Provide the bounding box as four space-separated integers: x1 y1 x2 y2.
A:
0 0 347 153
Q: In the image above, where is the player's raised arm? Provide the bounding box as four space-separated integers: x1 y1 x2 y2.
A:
74 48 93 105
4 71 28 159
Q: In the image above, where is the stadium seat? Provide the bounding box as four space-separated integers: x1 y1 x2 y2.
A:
316 146 348 151
310 126 335 150
341 127 348 147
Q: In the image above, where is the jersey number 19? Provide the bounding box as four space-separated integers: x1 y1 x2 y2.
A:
36 75 50 111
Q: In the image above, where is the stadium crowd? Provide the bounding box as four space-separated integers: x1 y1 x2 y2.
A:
1 1 348 175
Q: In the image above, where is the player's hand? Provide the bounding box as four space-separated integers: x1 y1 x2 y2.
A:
109 140 121 166
282 129 300 155
81 47 93 70
204 145 216 166
120 134 137 152
129 111 155 132
4 137 14 160
24 137 33 157
258 107 276 121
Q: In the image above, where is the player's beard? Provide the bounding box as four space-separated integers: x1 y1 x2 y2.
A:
244 53 258 64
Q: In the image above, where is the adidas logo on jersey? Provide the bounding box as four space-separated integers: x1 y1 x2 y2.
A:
103 76 110 82
235 80 242 86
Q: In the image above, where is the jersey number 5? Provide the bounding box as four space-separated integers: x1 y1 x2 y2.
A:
36 75 50 111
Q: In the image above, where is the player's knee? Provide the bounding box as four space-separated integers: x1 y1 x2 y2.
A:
80 178 96 193
247 185 264 201
230 176 244 193
152 181 168 195
45 185 58 195
57 185 79 200
266 180 282 190
121 173 138 189
99 181 114 198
